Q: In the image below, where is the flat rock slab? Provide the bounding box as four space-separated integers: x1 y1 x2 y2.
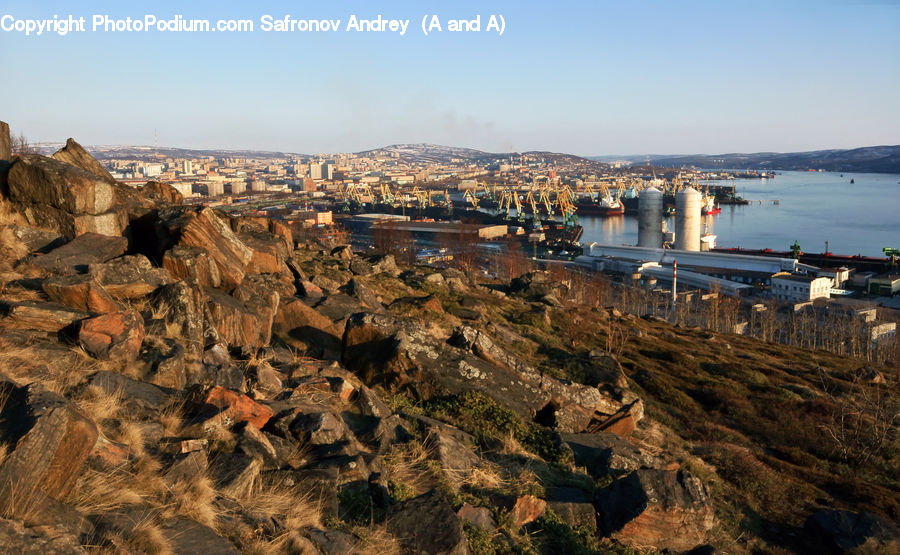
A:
0 301 90 332
559 431 655 477
42 275 122 313
88 254 171 298
28 233 127 274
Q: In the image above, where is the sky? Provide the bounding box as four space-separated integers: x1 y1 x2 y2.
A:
1 1 898 155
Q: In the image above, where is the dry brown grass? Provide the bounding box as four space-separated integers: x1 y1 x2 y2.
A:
163 474 220 529
73 384 123 423
381 441 441 496
351 523 401 554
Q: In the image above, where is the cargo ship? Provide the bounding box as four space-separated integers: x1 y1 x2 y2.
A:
576 194 625 216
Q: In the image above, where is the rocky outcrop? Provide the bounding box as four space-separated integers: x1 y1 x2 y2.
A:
342 312 549 419
0 519 85 554
51 139 116 185
7 155 123 237
594 469 715 551
156 207 252 288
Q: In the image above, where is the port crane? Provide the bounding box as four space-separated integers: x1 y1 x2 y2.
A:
884 247 900 267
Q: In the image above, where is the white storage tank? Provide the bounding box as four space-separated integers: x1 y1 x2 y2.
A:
637 187 663 248
675 186 702 251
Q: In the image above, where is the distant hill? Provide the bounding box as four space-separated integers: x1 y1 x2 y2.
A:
591 145 900 174
33 143 306 161
356 143 608 170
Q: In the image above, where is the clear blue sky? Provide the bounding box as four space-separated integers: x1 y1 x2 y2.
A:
1 1 898 155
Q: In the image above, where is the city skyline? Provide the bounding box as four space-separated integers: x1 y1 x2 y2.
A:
2 0 899 156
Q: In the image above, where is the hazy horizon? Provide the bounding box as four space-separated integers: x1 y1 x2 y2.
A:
3 0 898 155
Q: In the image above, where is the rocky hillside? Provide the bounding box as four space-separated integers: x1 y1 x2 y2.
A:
0 122 897 554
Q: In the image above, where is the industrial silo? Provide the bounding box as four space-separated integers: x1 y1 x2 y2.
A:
675 186 701 251
637 187 663 248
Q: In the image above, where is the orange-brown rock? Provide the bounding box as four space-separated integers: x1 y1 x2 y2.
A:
198 386 274 430
42 274 122 313
0 378 99 511
239 229 287 275
51 138 116 185
594 469 715 551
511 495 547 529
78 309 144 362
162 245 222 289
0 301 90 332
141 181 183 205
8 155 115 216
205 289 275 351
157 207 252 288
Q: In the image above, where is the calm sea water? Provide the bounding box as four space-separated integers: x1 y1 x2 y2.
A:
577 171 900 257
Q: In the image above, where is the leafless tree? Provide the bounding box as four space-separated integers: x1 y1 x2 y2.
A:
818 368 900 466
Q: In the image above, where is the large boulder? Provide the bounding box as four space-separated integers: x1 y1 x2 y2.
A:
149 281 207 358
594 469 715 551
7 155 124 237
156 207 252 288
238 229 288 275
8 155 114 215
0 378 98 517
804 510 900 554
51 138 116 185
387 490 469 555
